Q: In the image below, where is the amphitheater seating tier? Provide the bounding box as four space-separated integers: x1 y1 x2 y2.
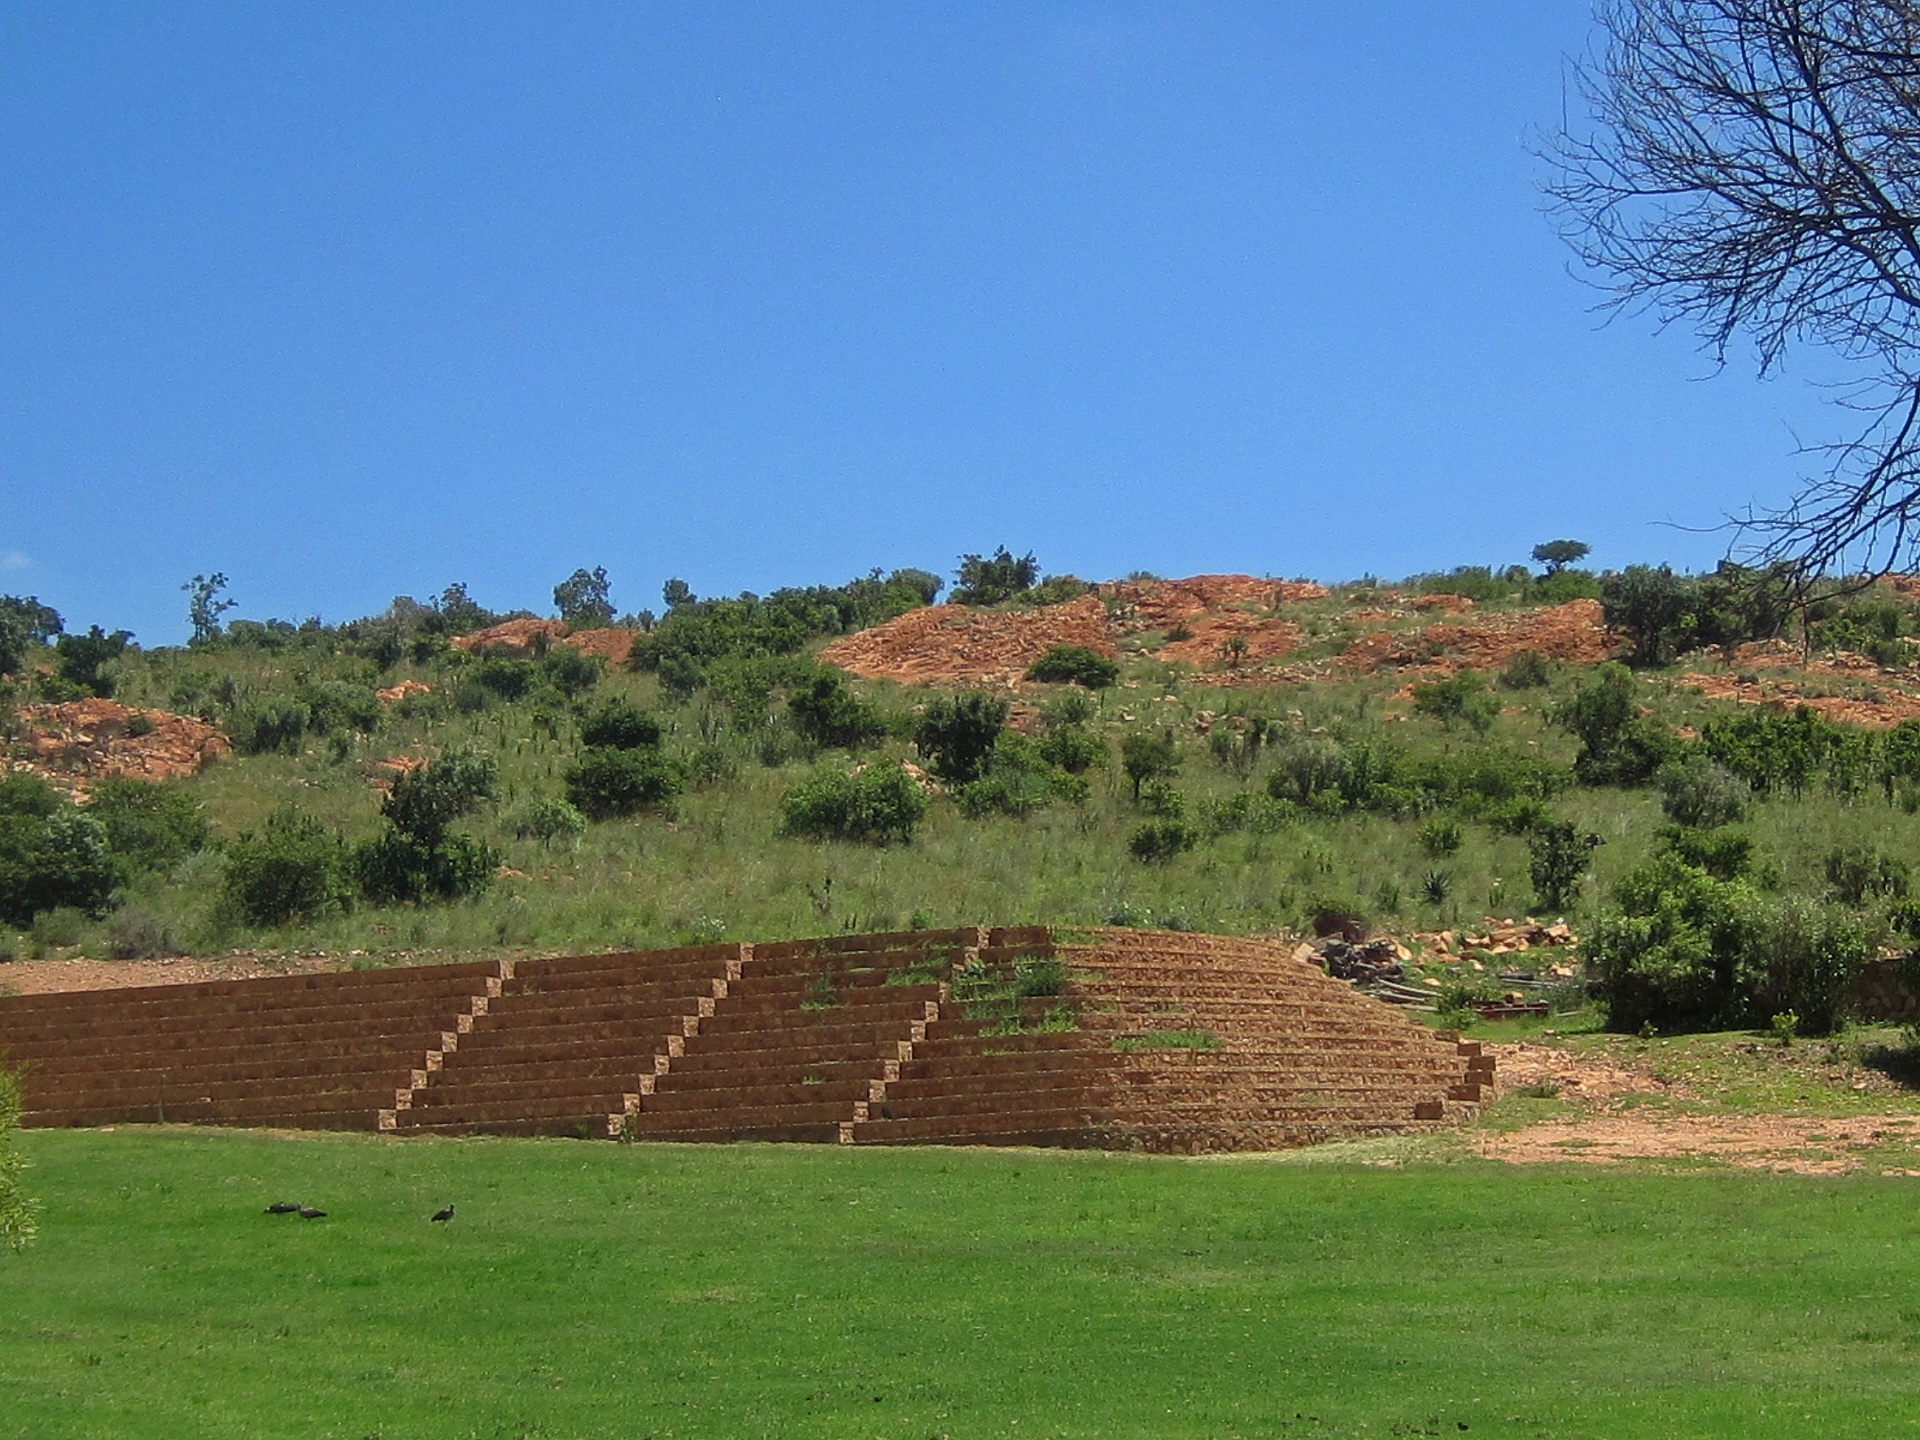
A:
0 927 1488 1150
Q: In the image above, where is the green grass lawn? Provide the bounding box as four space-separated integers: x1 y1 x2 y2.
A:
6 1130 1920 1438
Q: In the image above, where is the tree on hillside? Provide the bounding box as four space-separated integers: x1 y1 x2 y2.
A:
182 574 235 646
54 626 131 698
0 596 61 676
1531 540 1591 575
952 548 1038 606
1548 0 1920 580
553 567 614 628
433 583 495 636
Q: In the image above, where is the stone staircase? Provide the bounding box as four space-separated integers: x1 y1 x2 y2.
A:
0 927 1491 1151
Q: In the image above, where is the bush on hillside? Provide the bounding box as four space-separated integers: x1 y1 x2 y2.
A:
1024 644 1118 688
954 734 1089 819
85 779 210 874
354 831 497 905
951 548 1038 606
787 672 887 750
1527 821 1601 912
564 747 679 820
578 699 663 752
914 693 1009 785
510 797 588 848
1410 671 1499 733
222 807 353 927
1037 725 1106 775
1587 855 1876 1034
1129 820 1197 863
1552 664 1679 786
780 765 926 844
0 809 119 928
1656 755 1747 829
1121 729 1181 802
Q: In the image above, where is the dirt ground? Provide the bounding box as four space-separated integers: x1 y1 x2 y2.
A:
0 953 339 995
1479 1041 1920 1175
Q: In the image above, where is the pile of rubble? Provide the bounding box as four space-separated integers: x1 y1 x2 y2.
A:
1338 599 1614 677
818 595 1117 685
449 619 639 665
1678 671 1920 729
1095 574 1326 632
1309 936 1408 985
1409 919 1578 960
11 699 230 795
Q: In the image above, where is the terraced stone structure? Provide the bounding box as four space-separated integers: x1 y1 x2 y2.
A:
0 928 1491 1151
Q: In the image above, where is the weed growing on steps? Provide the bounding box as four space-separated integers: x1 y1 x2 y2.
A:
1114 1029 1221 1052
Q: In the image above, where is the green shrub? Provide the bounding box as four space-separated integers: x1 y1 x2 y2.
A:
1202 791 1294 836
1823 843 1909 905
1417 816 1463 857
53 625 130 698
952 548 1038 606
1659 826 1754 881
382 749 497 848
564 747 679 820
233 702 310 756
1656 755 1747 828
1739 895 1877 1037
1121 729 1181 802
787 672 886 749
1264 734 1346 807
1024 644 1119 688
539 646 603 697
104 906 174 959
296 679 380 737
1410 671 1499 733
1128 820 1196 863
915 693 1009 785
0 809 119 928
1039 690 1097 729
222 807 352 927
472 657 536 701
1701 705 1836 797
509 797 588 848
354 831 497 905
578 699 663 751
1037 725 1105 775
85 779 209 874
1528 821 1602 912
553 566 615 628
1552 664 1679 786
780 765 926 844
1497 649 1552 690
1587 856 1749 1032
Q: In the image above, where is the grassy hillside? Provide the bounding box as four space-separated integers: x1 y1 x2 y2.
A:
4 567 1920 1029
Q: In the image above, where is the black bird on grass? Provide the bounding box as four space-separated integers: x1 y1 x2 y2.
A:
264 1201 301 1215
297 1207 327 1219
430 1204 455 1223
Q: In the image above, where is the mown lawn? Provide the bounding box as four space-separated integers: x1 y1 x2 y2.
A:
4 1130 1920 1438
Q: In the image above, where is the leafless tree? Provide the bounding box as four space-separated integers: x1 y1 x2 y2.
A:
1548 0 1920 582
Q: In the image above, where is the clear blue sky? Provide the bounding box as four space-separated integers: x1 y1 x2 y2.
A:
0 2 1836 643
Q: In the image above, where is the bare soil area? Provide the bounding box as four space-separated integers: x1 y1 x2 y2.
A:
0 953 339 995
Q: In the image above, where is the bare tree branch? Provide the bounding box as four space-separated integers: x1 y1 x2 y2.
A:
1549 1 1920 579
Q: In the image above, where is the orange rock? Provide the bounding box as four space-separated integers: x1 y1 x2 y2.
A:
14 700 229 792
562 628 638 665
375 680 432 705
450 618 570 655
819 595 1117 686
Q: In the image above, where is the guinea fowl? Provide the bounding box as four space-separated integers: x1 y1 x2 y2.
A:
264 1202 301 1215
297 1207 327 1219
